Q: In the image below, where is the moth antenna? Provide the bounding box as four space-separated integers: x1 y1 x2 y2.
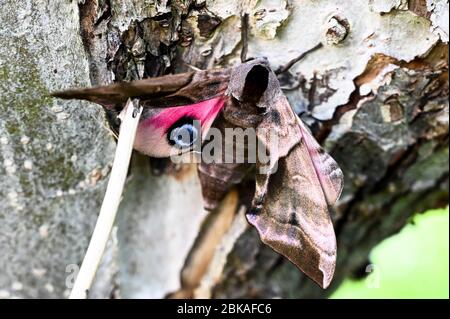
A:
240 13 249 63
183 62 203 72
89 113 119 140
275 42 323 75
101 119 119 140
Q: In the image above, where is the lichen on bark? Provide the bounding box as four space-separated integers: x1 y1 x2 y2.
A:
0 1 115 298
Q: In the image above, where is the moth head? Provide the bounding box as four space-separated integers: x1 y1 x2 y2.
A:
226 58 280 108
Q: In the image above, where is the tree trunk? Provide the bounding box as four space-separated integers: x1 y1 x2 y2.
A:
0 0 448 299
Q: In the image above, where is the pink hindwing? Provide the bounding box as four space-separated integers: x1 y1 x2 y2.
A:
134 97 226 157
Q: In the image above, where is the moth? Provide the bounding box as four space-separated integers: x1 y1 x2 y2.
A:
53 57 344 289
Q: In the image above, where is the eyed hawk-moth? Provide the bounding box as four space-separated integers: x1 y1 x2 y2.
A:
52 58 344 289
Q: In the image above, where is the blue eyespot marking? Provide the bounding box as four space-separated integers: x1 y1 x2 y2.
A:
170 123 198 148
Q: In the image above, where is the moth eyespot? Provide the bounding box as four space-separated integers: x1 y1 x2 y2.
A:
169 123 198 148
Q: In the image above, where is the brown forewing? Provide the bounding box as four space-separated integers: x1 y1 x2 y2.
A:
51 69 230 109
245 77 339 289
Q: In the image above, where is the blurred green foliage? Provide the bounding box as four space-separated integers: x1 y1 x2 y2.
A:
331 207 449 299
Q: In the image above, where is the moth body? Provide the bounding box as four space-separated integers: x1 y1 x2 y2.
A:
52 58 344 289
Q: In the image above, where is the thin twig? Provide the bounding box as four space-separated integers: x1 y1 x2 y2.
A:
240 13 249 63
276 43 323 75
69 98 142 299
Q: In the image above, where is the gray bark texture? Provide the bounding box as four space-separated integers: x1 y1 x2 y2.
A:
0 0 448 298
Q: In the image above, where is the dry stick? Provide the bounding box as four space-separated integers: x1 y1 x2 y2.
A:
275 43 323 75
240 13 249 63
69 99 142 299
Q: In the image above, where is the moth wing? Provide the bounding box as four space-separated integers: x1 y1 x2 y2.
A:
51 69 230 109
134 97 226 157
51 72 196 108
52 70 230 157
248 97 343 289
297 119 344 205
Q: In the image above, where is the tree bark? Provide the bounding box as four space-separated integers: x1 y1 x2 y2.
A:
0 1 116 298
0 0 448 298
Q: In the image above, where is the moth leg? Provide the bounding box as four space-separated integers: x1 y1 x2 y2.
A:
280 74 306 92
275 43 323 75
183 62 204 72
131 98 141 118
131 56 142 80
240 13 249 63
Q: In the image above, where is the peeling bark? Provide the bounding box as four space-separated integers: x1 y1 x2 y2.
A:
0 0 448 298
